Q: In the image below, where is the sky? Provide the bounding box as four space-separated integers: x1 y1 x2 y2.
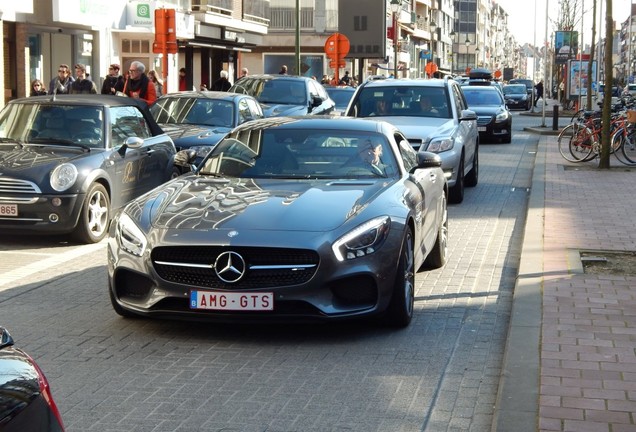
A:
495 0 633 47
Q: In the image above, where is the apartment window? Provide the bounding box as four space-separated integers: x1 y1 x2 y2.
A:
122 39 151 54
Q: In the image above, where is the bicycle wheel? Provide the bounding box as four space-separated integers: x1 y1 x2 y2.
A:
558 124 594 162
619 127 636 164
570 109 586 125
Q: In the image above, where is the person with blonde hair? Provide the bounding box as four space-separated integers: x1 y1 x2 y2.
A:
148 70 164 97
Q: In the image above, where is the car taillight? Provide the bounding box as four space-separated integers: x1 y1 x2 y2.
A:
27 352 65 431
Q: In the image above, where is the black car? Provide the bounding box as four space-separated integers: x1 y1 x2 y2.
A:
150 91 264 167
229 75 336 117
461 85 512 143
0 95 177 243
502 84 531 110
108 116 448 328
0 327 65 431
508 78 536 103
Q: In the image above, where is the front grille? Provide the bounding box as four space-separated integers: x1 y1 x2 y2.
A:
152 246 320 289
477 116 493 126
0 177 41 195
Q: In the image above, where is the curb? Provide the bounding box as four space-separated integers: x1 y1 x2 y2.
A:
491 135 546 431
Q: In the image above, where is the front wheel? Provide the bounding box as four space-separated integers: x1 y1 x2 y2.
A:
464 146 479 188
385 228 415 328
557 124 594 162
72 183 110 243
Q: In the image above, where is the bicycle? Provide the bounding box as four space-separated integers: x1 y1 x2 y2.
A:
557 110 625 163
610 110 636 166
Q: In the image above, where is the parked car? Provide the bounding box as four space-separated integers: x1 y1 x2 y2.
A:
229 74 336 117
508 78 536 103
108 116 448 328
323 85 355 116
0 95 177 243
344 77 479 204
150 91 264 168
0 326 65 431
461 85 512 143
502 84 531 110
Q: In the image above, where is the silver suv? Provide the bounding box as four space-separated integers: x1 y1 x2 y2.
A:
345 77 479 203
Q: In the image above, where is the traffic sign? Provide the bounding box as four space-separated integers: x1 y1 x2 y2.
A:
329 59 346 69
324 33 350 60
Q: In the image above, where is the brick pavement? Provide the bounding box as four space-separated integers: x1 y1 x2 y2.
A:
494 133 636 432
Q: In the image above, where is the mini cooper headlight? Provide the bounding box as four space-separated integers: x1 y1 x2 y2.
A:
427 137 454 153
332 216 391 261
116 213 147 257
50 163 78 192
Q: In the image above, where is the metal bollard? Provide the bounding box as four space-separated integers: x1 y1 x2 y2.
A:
552 105 559 131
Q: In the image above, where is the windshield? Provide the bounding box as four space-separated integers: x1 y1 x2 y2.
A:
352 86 451 119
198 128 399 180
503 85 526 95
463 89 504 106
151 97 235 128
0 103 104 148
326 88 354 108
255 80 308 105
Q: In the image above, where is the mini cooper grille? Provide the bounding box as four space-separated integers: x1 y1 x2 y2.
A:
0 177 41 194
151 246 320 289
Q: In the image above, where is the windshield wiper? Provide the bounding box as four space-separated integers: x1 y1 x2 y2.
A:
28 138 91 151
0 137 24 147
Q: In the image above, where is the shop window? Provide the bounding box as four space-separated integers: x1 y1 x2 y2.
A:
122 39 151 54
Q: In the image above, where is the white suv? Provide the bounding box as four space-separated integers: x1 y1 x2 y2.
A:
345 77 479 204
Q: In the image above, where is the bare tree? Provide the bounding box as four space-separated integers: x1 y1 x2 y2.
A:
599 0 613 169
554 0 583 31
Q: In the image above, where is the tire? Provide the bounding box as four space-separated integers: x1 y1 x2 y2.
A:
424 194 448 269
501 131 512 144
465 145 479 188
449 156 465 204
618 128 636 165
557 124 594 162
72 183 110 243
385 228 415 328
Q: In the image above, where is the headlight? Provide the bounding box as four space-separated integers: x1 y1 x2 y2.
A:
427 137 454 153
521 95 527 100
116 213 147 257
50 163 78 192
496 110 510 121
332 216 390 261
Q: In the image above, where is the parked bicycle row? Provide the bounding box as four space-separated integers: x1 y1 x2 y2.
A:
557 96 636 165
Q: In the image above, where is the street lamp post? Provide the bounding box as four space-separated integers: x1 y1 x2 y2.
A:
390 0 402 78
450 31 456 75
464 37 470 74
475 47 480 68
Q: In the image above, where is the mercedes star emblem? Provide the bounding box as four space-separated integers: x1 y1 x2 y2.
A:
214 251 246 283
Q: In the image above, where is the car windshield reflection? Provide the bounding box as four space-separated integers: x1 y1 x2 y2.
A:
151 98 235 128
257 81 307 105
198 129 399 179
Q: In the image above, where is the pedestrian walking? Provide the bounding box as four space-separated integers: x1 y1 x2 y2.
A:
339 71 351 86
178 67 187 91
279 65 288 75
534 80 544 107
47 64 74 95
122 61 157 105
70 64 97 94
148 70 163 97
30 79 47 96
211 70 231 91
101 63 125 95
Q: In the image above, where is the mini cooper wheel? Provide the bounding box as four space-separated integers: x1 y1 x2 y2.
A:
73 183 110 243
385 228 415 328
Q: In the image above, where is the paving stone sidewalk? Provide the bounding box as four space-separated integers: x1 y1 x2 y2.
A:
494 134 636 432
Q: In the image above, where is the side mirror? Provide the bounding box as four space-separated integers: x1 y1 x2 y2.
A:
0 327 14 349
118 136 144 156
459 109 478 122
174 149 197 168
416 151 442 169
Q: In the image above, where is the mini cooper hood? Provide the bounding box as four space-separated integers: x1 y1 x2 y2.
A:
134 176 389 232
0 144 90 180
160 124 229 148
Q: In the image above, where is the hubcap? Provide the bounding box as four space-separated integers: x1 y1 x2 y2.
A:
87 191 108 237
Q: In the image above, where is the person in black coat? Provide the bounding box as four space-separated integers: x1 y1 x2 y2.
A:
212 70 231 91
534 80 544 106
101 63 125 95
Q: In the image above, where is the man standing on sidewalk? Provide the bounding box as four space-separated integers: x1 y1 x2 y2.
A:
534 80 544 107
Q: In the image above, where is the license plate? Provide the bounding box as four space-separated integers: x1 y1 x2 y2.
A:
477 127 486 132
0 204 17 217
190 290 273 311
